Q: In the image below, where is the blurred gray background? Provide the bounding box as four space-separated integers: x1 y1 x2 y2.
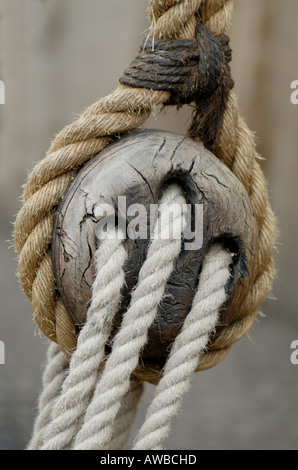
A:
0 0 297 450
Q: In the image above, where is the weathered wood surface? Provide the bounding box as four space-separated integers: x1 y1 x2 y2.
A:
52 130 258 365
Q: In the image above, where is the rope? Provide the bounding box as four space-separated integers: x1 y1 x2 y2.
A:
73 185 187 450
29 349 144 451
14 0 277 378
120 20 234 150
107 381 144 450
120 22 233 99
133 244 232 450
27 343 68 450
40 231 128 450
32 184 232 450
33 184 187 450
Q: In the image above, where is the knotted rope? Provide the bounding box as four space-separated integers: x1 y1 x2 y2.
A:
14 0 277 449
120 19 234 150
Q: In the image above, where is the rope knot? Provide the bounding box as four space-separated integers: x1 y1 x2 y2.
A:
120 19 234 150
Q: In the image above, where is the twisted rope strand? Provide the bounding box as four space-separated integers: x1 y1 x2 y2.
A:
133 243 232 450
40 231 127 450
27 343 69 450
107 381 145 450
73 185 187 450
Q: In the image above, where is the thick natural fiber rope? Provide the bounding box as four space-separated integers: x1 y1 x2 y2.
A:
33 188 232 450
71 241 232 451
40 229 128 450
106 381 144 451
28 343 68 450
133 243 232 450
29 344 144 450
73 185 187 450
14 0 277 378
37 185 187 450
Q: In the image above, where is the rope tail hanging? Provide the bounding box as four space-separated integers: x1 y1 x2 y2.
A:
14 0 277 450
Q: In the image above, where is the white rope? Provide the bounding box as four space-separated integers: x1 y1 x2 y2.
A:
107 380 144 450
133 243 232 450
73 185 187 450
40 230 127 450
28 342 68 450
31 184 233 452
29 344 142 451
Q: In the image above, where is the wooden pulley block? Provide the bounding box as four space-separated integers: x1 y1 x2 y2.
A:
52 130 258 369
